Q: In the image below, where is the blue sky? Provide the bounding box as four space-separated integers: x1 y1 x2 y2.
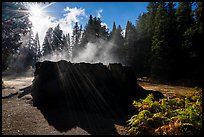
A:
26 2 148 46
14 2 197 47
27 2 195 46
45 2 148 31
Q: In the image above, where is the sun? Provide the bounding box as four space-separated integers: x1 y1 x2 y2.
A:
24 2 55 46
30 5 43 17
28 3 46 34
29 3 44 19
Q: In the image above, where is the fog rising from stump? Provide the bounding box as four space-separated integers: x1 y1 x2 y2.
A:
39 39 121 65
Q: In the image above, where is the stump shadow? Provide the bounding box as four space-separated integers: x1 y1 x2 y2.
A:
18 86 32 98
37 106 128 135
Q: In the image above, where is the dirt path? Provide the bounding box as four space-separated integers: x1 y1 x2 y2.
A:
2 76 128 135
137 80 196 98
2 76 197 135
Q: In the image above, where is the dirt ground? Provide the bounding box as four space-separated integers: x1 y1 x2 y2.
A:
137 80 197 98
2 76 128 135
2 76 197 135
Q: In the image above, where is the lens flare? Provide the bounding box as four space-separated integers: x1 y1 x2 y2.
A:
30 5 43 17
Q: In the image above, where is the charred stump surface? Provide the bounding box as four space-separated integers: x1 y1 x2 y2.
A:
30 60 164 114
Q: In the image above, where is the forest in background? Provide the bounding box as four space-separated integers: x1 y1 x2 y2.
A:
2 2 202 85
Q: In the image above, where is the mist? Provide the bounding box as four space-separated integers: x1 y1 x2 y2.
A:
39 39 122 65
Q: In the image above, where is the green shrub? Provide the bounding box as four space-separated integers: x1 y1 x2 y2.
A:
127 91 202 135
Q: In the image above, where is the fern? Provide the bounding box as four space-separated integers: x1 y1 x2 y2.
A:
127 92 202 135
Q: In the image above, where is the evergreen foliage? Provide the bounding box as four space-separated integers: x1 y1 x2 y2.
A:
2 2 202 85
2 2 32 71
42 27 54 56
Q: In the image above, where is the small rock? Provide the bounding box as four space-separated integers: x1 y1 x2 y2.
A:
22 94 33 100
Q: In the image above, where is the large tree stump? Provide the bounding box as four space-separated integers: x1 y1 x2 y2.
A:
30 60 164 113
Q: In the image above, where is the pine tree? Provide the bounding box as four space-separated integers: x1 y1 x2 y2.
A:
52 24 63 52
130 2 158 76
151 2 169 80
109 21 117 40
146 2 159 35
165 2 181 79
62 34 70 51
2 2 32 71
181 2 202 83
42 27 54 56
33 33 41 64
16 30 36 69
150 2 183 80
81 15 95 46
134 13 152 76
176 2 194 36
27 30 36 66
62 33 71 59
99 21 109 40
113 22 117 32
115 25 125 63
124 21 136 66
78 25 83 45
72 22 80 46
72 22 80 58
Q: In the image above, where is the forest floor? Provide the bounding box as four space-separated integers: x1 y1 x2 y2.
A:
2 76 198 135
